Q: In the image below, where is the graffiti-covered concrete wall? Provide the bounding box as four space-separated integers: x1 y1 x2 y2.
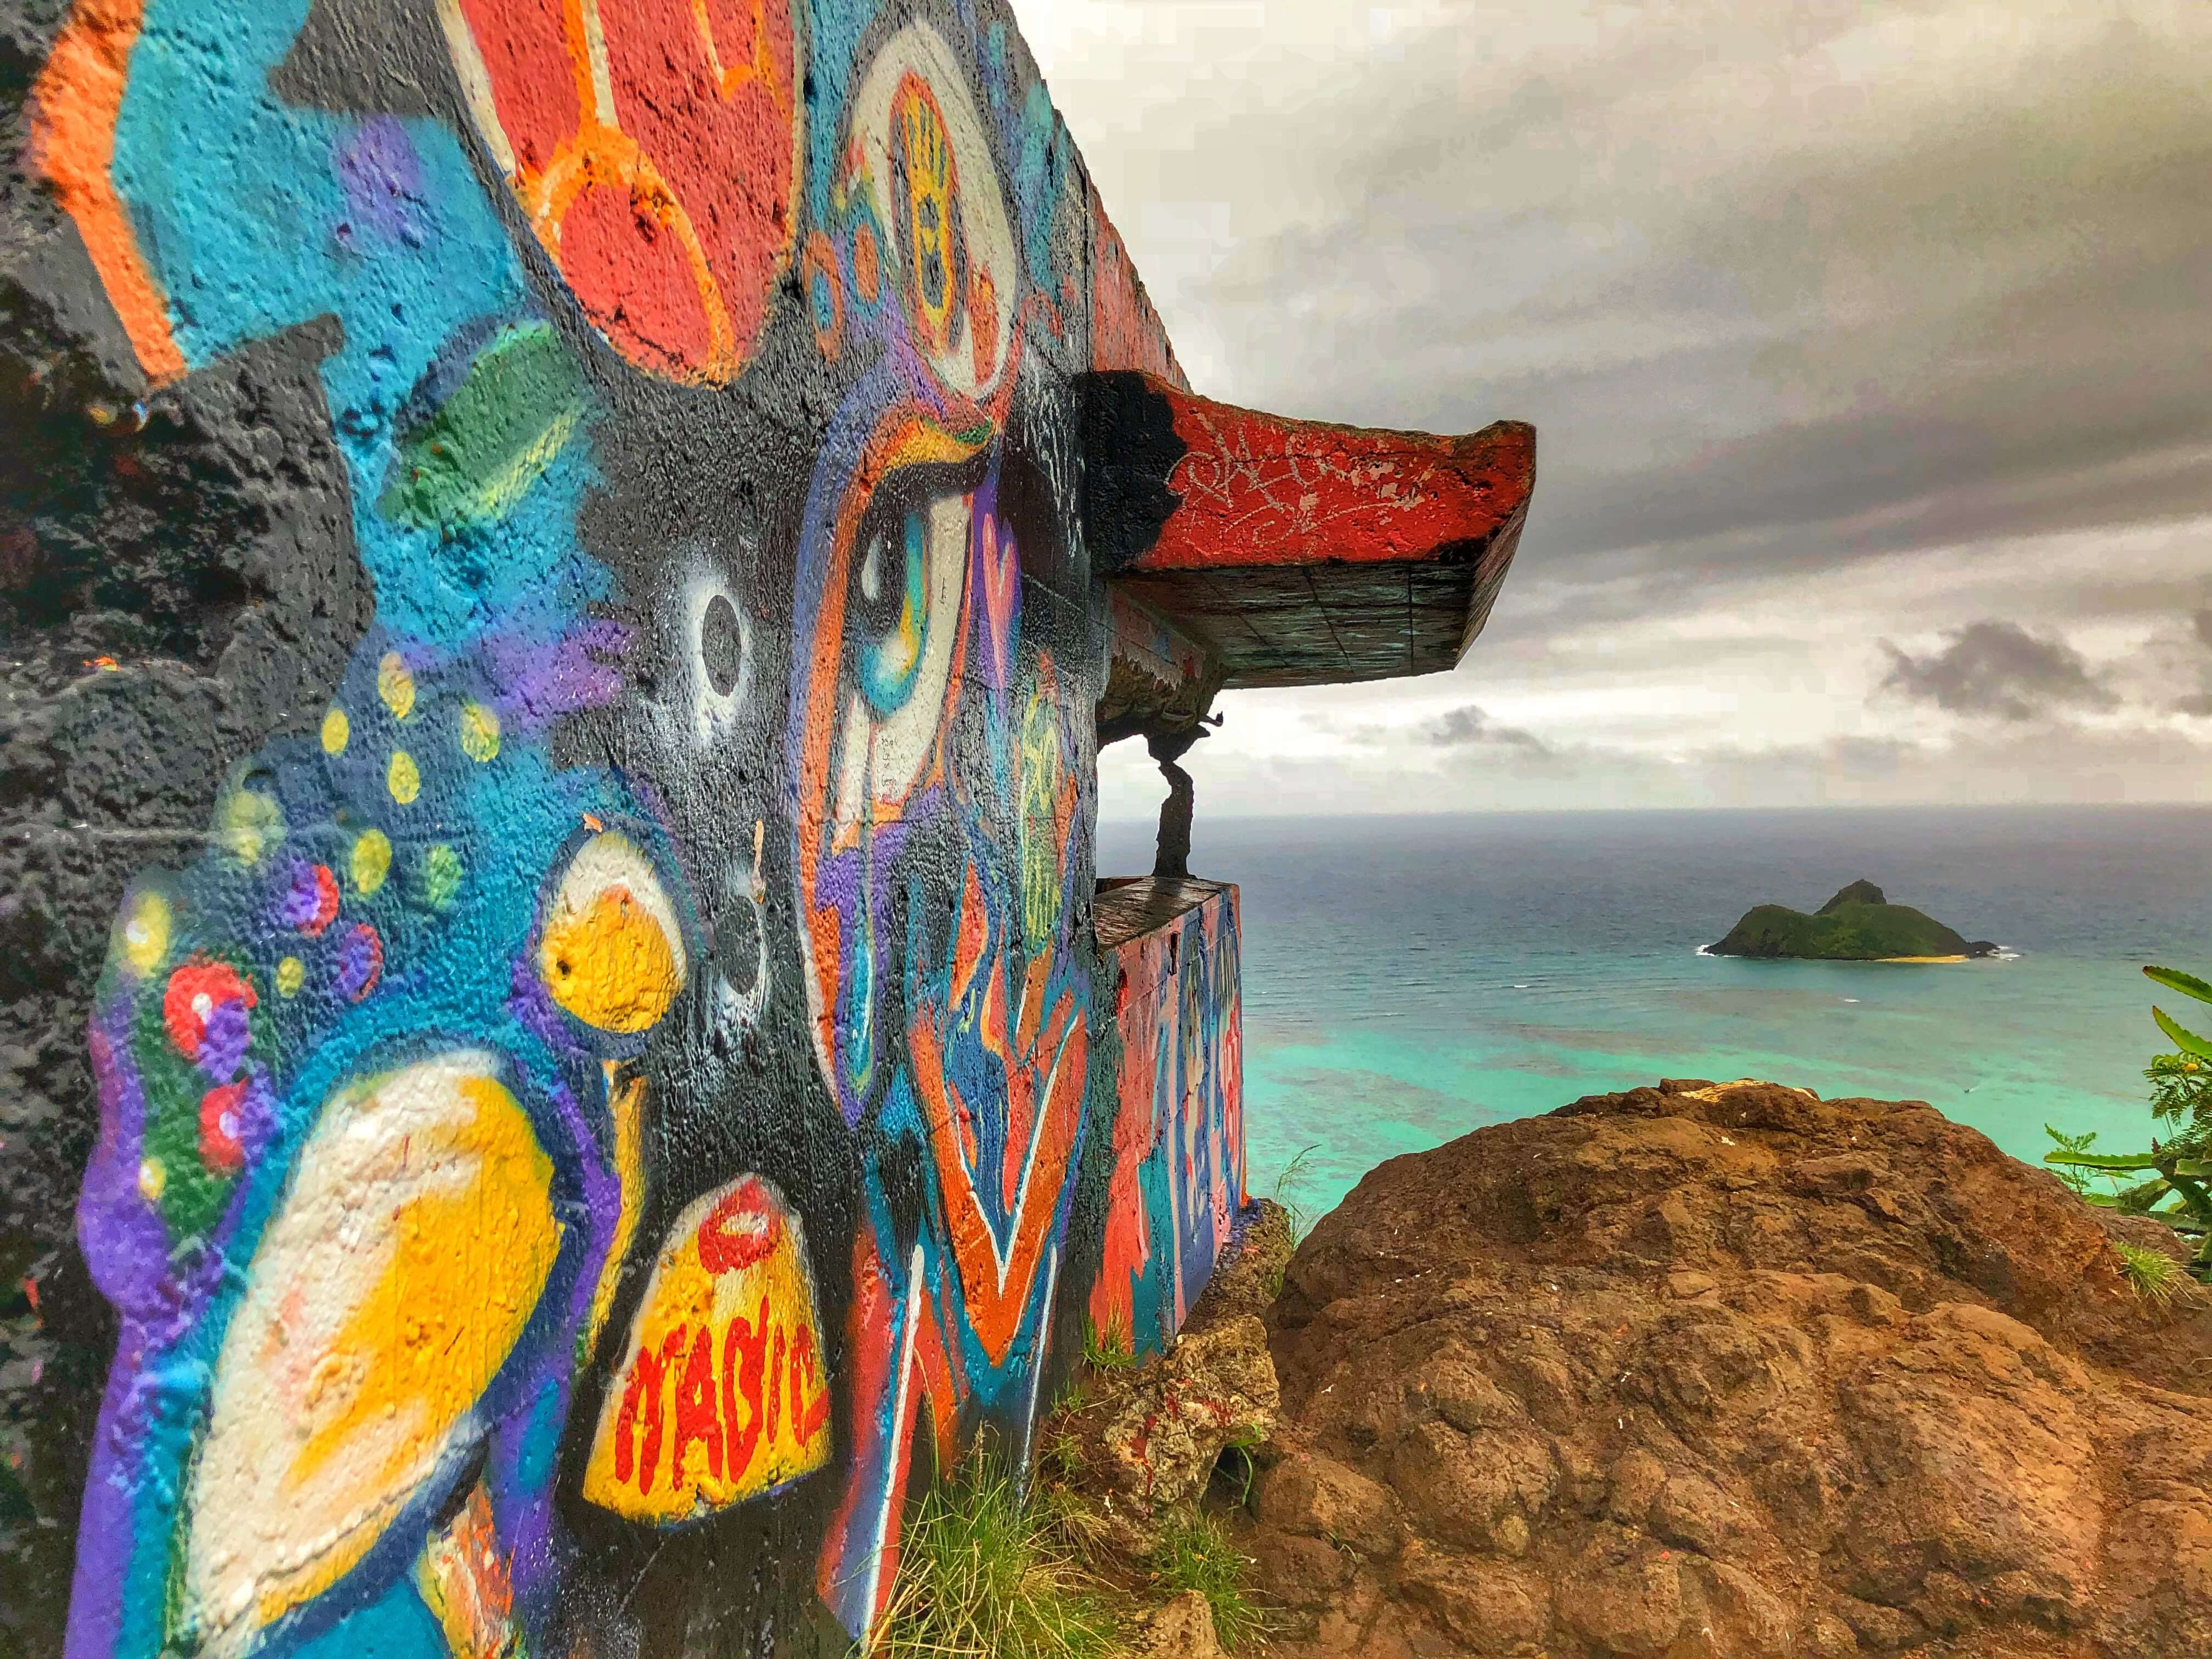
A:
0 1 1230 1652
1091 879 1244 1358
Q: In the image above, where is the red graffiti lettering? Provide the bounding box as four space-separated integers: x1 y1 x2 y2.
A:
674 1325 723 1483
616 1292 830 1496
765 1323 785 1448
613 1324 689 1493
792 1321 830 1442
721 1294 769 1478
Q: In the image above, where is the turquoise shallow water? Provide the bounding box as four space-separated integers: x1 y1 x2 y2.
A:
1095 806 2212 1219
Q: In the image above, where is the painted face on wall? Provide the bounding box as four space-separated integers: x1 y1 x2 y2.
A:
33 1 1116 1655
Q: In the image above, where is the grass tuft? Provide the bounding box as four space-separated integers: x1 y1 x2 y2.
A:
1149 1508 1265 1651
1036 1477 1118 1567
874 1458 1122 1659
2116 1239 2187 1309
1081 1313 1136 1372
1272 1145 1322 1251
1041 1425 1088 1489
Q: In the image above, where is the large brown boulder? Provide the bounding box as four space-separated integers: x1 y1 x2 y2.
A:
1250 1080 2212 1658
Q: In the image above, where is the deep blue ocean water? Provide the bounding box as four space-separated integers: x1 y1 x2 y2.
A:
1096 806 2212 1219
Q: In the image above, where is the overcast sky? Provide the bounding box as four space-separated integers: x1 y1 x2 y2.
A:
1018 1 2212 817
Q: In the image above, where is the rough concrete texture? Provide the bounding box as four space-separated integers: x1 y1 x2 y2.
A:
1251 1080 2212 1658
0 1 1257 1653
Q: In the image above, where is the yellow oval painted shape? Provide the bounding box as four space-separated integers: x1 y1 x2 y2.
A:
351 827 392 896
459 700 501 763
120 889 170 976
178 1051 559 1657
215 780 285 866
539 833 687 1034
387 749 421 805
377 652 416 720
275 956 305 998
582 1174 831 1523
321 707 350 755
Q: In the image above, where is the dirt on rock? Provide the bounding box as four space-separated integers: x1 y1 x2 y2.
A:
1245 1079 2212 1658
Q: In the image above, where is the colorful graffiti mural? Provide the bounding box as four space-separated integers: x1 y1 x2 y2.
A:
5 0 1236 1654
1090 881 1246 1357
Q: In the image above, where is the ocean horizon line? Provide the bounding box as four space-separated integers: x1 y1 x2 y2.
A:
1099 799 2212 829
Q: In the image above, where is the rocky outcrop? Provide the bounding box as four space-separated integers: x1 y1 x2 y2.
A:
1247 1080 2212 1658
1137 1589 1226 1658
1054 1203 1291 1541
1087 1315 1280 1514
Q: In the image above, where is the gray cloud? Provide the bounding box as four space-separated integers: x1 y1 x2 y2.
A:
1878 622 2118 721
2177 610 2212 715
1423 704 1553 754
1043 3 2212 809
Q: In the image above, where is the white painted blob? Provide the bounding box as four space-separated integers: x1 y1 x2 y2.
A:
685 569 753 751
181 1052 559 1658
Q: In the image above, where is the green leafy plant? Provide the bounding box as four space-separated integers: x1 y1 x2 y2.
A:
2046 965 2212 1280
874 1457 1122 1659
1149 1508 1266 1651
2044 1126 2101 1199
2147 1050 2212 1131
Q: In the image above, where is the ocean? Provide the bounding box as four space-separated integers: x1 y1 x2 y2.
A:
1095 805 2212 1220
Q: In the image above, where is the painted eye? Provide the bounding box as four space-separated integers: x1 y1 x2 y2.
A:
856 509 928 713
835 472 973 813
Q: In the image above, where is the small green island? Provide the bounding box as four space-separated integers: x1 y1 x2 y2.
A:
1707 879 2001 962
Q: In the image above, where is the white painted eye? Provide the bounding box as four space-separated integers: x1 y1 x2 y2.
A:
687 575 752 748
